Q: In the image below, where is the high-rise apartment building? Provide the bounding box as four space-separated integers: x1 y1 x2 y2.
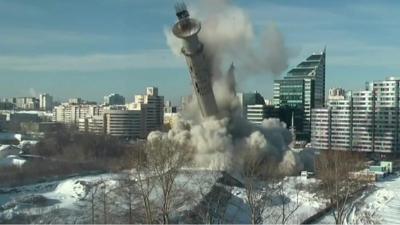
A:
273 49 326 140
104 93 125 106
311 77 400 153
39 93 53 111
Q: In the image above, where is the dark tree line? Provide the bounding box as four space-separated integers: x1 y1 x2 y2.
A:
31 125 131 161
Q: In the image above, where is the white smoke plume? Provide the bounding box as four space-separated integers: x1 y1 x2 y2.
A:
165 0 293 77
156 0 305 176
29 87 38 98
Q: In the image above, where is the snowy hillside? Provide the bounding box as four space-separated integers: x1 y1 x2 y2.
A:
0 170 327 224
317 174 400 224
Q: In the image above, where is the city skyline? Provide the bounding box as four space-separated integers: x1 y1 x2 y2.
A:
1 0 400 104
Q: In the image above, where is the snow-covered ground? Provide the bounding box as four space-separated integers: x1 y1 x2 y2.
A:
318 174 400 224
0 170 326 224
0 173 122 223
349 174 400 224
0 144 26 168
0 141 39 168
0 155 26 168
0 171 219 223
0 133 22 142
225 176 327 224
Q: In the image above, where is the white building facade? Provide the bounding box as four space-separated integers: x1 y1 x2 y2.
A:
76 87 164 139
39 93 53 111
311 78 400 153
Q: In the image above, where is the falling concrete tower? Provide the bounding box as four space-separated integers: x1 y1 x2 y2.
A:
172 3 219 117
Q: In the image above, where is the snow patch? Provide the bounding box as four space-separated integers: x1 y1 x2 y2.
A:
0 155 26 168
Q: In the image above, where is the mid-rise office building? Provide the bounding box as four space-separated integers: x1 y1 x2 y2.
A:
273 49 326 140
246 104 267 124
104 110 143 138
311 78 400 153
134 87 164 134
79 110 144 138
39 93 53 111
104 93 125 106
237 92 266 119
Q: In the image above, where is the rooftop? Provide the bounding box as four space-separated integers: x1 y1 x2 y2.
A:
297 61 320 68
306 54 323 61
288 68 314 76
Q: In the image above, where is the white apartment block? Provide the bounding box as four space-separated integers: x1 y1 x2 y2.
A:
39 93 53 111
76 87 164 139
311 77 400 153
53 103 101 125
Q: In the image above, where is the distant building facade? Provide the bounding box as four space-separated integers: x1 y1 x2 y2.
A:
78 87 164 139
39 93 53 111
164 100 177 114
237 92 266 120
14 97 39 110
104 110 143 138
104 93 125 106
311 78 400 153
53 103 101 125
134 87 164 134
246 104 268 124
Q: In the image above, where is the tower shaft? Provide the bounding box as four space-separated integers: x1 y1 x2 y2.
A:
172 4 219 117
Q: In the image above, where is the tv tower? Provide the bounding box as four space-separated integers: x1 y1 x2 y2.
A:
172 2 219 117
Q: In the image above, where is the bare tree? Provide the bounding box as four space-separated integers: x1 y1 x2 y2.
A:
239 141 287 225
131 143 156 224
272 176 302 224
316 150 366 224
75 180 103 224
96 179 114 224
188 171 234 224
241 155 276 224
145 137 193 224
355 210 381 224
117 172 138 224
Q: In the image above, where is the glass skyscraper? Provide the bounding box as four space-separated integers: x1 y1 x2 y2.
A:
273 49 326 140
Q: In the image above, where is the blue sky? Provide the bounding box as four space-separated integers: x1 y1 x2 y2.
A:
1 0 400 104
